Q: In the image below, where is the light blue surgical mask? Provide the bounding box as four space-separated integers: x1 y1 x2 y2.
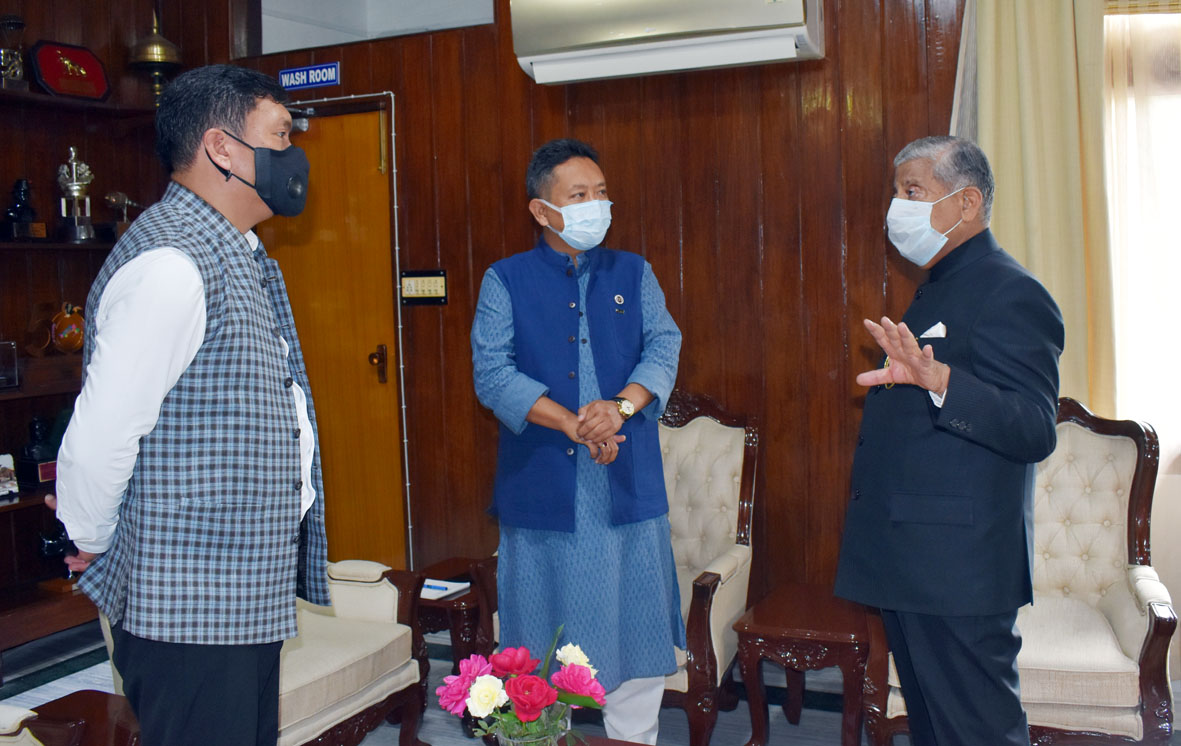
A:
885 186 966 266
539 198 612 252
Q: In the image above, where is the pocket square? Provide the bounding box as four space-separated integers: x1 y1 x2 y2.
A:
919 322 946 338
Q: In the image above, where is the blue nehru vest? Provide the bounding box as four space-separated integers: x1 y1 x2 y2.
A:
490 242 668 532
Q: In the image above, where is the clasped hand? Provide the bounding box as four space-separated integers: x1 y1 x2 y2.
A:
43 494 99 573
855 316 950 395
567 399 627 465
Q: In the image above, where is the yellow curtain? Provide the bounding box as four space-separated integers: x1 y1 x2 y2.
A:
976 1 1115 416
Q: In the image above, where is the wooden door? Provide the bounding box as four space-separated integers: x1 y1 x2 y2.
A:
257 107 406 569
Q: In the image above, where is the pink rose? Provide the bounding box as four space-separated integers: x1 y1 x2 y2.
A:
504 674 558 722
490 646 540 677
551 664 607 706
436 654 493 716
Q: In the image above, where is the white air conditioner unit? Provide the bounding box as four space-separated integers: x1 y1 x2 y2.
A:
511 0 824 85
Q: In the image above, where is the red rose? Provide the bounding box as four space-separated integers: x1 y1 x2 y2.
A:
504 674 558 722
490 646 540 677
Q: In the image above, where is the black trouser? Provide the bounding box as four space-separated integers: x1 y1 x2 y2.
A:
881 608 1030 746
111 624 283 746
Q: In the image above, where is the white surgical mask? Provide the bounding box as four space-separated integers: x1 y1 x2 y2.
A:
539 198 612 252
885 186 966 266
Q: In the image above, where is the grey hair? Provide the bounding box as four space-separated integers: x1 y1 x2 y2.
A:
894 136 994 224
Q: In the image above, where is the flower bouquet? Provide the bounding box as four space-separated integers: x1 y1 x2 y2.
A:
436 627 607 746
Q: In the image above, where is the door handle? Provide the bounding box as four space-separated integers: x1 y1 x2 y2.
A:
368 343 388 384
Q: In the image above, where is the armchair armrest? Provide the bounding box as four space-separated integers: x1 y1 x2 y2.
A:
1096 563 1176 742
686 544 752 692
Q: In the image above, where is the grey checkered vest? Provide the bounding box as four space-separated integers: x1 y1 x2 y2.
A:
76 181 329 644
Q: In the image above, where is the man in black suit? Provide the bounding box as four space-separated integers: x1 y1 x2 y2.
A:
834 136 1064 746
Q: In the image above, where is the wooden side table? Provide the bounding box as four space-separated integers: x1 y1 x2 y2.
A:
733 582 869 746
417 556 482 674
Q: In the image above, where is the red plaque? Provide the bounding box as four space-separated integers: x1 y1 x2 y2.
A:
29 41 110 101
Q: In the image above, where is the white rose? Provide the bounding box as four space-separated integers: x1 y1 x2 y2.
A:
466 674 508 719
556 643 599 676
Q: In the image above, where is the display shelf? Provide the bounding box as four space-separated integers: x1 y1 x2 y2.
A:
0 86 153 117
0 486 50 515
0 356 82 402
0 240 114 251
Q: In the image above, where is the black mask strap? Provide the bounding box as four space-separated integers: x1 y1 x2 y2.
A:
204 129 257 187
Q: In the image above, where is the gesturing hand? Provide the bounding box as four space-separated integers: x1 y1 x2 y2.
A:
854 317 950 395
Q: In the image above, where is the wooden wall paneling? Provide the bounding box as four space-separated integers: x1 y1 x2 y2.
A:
429 29 481 564
585 77 644 256
926 0 965 135
713 66 765 415
838 0 889 559
796 0 851 585
675 72 723 398
636 74 686 318
49 0 82 46
396 33 453 568
455 23 505 559
757 63 807 600
496 18 535 261
340 42 374 96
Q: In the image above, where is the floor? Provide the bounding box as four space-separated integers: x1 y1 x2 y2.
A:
0 622 883 745
3 623 1179 745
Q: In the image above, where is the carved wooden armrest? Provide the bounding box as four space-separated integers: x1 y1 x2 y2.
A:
1138 599 1177 741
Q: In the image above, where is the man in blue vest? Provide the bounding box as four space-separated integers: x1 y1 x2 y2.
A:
471 138 683 744
53 65 327 746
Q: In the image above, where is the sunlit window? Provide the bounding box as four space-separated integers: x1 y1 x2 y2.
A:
1104 14 1181 452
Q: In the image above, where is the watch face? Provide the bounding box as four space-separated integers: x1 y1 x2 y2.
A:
617 398 635 416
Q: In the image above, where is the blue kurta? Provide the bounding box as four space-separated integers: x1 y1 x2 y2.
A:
472 244 685 692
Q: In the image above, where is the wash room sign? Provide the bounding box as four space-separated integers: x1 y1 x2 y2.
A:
279 62 340 90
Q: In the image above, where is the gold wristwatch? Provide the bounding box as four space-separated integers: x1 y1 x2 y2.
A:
612 397 635 421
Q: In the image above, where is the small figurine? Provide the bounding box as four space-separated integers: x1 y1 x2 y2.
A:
4 178 36 223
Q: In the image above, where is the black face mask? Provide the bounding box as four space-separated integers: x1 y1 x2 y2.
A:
206 129 310 217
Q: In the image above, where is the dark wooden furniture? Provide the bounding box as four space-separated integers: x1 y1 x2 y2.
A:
0 487 99 685
417 555 482 673
733 582 868 746
861 397 1176 745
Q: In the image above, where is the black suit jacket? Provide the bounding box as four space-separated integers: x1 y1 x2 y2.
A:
834 229 1064 616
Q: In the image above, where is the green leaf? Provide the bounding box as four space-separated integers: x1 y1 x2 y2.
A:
540 623 565 679
555 692 602 710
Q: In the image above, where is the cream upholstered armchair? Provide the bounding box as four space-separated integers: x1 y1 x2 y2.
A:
658 389 759 746
863 397 1176 744
100 559 429 746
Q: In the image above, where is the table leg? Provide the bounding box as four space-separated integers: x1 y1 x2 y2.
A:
448 607 479 670
782 668 804 725
738 641 769 746
839 645 868 746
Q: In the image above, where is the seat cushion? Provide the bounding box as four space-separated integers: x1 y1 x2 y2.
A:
1016 596 1139 707
884 598 1138 708
279 605 414 732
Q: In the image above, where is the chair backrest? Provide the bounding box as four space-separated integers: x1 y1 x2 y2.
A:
1032 397 1159 605
658 389 758 599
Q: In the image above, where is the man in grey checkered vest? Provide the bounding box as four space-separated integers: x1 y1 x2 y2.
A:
52 64 328 746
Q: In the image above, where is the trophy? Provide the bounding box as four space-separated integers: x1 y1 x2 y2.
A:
104 191 142 238
3 178 47 240
0 14 27 91
57 147 96 242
